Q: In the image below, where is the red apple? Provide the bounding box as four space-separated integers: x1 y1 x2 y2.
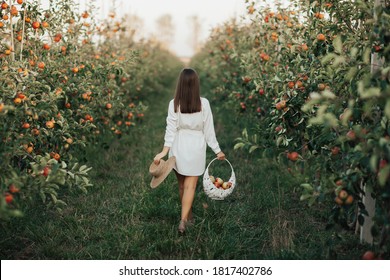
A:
345 195 354 205
287 152 299 162
346 130 356 140
215 177 223 186
32 21 40 29
338 190 348 200
379 159 388 170
42 166 51 177
242 76 251 83
259 89 265 95
9 184 20 193
331 146 340 155
362 251 375 260
5 193 13 204
335 197 343 205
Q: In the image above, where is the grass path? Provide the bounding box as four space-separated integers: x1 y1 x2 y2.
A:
0 85 365 260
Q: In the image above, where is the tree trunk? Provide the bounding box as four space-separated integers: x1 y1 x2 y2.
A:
360 0 384 245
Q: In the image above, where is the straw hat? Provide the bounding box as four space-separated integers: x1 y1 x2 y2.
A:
149 156 176 188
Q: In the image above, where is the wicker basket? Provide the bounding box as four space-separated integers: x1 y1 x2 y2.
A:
203 158 236 200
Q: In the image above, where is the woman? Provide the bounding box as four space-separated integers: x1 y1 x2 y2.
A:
153 68 225 234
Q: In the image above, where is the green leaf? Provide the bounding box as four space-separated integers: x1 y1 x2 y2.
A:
57 175 66 185
350 47 358 59
276 136 285 147
381 117 387 129
253 134 257 143
301 183 313 191
39 190 46 202
379 137 389 147
341 109 352 126
82 176 90 185
71 163 79 171
50 193 58 204
79 165 88 172
378 165 390 186
311 1 318 8
359 86 381 99
300 193 312 201
297 118 305 125
308 196 317 206
370 155 378 172
333 36 342 54
242 128 248 139
333 56 346 67
322 90 336 99
345 67 358 81
324 113 339 128
385 100 390 119
273 75 282 82
363 48 371 64
55 200 67 207
79 186 88 194
321 53 336 65
10 210 23 218
234 143 245 150
249 145 258 153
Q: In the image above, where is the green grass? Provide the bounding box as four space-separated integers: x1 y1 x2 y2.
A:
0 85 366 260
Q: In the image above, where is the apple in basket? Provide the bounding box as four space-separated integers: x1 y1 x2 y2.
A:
209 175 216 183
215 177 224 187
222 181 232 189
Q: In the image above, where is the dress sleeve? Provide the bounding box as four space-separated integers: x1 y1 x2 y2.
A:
163 100 177 147
203 99 221 154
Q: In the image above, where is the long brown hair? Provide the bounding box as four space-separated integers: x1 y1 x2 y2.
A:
174 68 201 113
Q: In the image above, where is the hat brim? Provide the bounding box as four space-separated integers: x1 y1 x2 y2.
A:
150 156 176 188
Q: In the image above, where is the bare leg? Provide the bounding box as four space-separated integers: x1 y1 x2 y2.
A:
174 170 193 221
181 176 198 221
174 170 185 202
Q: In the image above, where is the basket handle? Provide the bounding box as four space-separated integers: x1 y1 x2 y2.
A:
205 157 234 172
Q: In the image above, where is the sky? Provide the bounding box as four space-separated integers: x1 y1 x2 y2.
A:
42 0 290 58
97 0 246 57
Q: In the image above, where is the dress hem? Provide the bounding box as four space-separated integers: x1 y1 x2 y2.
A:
173 167 204 177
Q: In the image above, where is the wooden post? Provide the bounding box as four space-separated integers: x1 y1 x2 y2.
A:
20 7 26 61
9 0 15 62
360 0 384 244
361 184 375 244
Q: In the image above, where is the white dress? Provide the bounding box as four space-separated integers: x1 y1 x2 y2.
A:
164 97 221 176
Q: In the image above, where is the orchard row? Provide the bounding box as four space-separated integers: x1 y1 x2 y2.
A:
0 0 182 218
192 0 389 258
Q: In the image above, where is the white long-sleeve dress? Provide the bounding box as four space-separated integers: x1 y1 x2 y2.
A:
164 97 221 176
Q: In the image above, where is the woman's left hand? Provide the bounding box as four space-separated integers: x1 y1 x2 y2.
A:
216 151 226 161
